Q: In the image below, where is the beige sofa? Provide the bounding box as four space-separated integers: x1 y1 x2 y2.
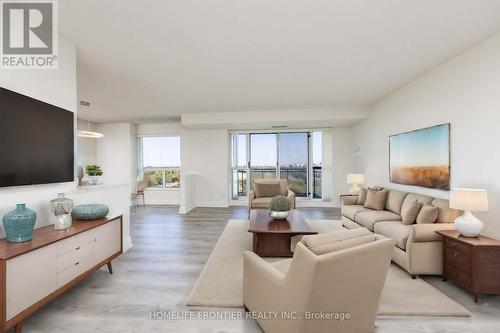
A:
249 179 296 210
244 237 394 333
341 188 462 278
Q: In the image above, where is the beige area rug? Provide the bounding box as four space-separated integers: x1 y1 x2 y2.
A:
186 220 470 317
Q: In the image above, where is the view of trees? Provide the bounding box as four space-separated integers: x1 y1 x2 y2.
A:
144 169 180 188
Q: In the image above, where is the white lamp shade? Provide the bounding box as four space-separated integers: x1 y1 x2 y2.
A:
450 188 489 212
347 174 365 185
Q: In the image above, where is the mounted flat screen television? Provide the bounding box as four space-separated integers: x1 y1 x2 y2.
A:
0 87 74 187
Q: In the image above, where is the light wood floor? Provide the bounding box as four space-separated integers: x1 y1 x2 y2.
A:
22 206 500 332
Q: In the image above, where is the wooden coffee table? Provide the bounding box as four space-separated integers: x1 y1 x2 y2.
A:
248 209 317 257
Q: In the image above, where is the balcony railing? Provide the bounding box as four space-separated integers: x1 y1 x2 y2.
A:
313 166 322 199
233 167 322 199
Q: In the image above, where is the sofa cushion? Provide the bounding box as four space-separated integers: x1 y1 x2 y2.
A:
364 189 389 210
301 228 375 255
356 188 368 205
355 210 402 230
401 200 422 225
374 222 411 250
401 193 433 216
341 205 371 221
385 190 408 214
253 182 281 198
251 197 272 208
416 204 439 224
431 198 463 223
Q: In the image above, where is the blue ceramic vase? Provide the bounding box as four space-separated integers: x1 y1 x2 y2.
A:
71 204 109 220
2 204 37 243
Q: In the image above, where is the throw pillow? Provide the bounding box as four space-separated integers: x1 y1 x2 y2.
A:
416 204 440 224
253 182 281 198
401 200 422 225
364 189 389 210
302 228 375 255
356 188 368 205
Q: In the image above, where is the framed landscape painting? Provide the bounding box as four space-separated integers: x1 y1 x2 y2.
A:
389 123 450 190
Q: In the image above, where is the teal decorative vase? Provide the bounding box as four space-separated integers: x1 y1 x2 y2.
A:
71 204 109 220
2 204 37 243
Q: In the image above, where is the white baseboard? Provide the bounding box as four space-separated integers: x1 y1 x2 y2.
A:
196 201 230 208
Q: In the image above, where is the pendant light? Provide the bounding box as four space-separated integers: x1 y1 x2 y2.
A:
77 101 104 138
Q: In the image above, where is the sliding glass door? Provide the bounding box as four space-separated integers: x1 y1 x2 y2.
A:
279 132 308 197
250 133 277 185
231 130 323 200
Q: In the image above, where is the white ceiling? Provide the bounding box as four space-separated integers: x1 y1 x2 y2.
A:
60 0 500 123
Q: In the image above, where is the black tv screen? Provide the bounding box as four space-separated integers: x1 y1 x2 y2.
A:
0 87 74 187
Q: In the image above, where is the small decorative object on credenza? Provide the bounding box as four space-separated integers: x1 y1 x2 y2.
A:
50 193 74 230
347 173 365 195
269 195 291 219
449 188 489 237
2 203 37 243
85 164 104 185
71 204 110 220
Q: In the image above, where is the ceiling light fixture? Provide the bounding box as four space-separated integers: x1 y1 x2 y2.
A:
77 101 104 139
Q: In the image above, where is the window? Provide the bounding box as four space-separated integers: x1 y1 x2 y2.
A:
140 136 181 188
230 131 324 200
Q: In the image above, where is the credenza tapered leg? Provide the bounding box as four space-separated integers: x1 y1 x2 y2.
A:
14 322 22 333
107 262 113 274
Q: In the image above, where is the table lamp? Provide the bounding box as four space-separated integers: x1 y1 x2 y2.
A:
449 188 489 237
347 174 365 195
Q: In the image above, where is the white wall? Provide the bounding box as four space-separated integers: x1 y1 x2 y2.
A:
182 129 230 207
353 31 500 239
0 37 77 235
332 128 353 206
95 123 135 190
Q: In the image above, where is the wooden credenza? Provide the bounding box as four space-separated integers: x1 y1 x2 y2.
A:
437 230 500 303
0 215 123 333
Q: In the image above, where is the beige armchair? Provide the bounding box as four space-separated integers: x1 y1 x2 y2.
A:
243 237 395 333
249 179 296 212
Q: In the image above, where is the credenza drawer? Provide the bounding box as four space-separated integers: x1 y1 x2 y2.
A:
444 238 471 255
57 231 96 256
57 241 95 273
444 247 472 273
57 255 94 288
445 264 472 289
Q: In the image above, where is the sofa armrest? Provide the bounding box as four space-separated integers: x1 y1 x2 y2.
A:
248 190 256 208
287 190 296 209
411 223 456 242
341 195 358 206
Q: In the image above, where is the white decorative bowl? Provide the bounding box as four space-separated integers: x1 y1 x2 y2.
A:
270 211 290 219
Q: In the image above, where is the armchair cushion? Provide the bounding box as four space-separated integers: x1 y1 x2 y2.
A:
251 197 272 209
301 228 375 255
341 205 370 220
374 221 411 250
254 182 281 198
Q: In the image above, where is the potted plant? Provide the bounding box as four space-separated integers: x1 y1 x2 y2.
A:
269 195 291 219
85 165 103 185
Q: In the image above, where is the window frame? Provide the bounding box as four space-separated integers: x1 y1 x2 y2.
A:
139 135 181 190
